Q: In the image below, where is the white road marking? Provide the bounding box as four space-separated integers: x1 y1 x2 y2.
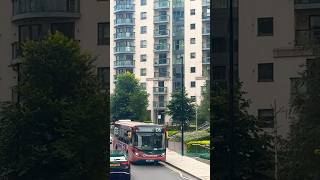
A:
159 162 195 180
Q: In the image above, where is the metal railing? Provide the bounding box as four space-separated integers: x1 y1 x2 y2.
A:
202 0 210 6
12 0 80 15
154 15 170 23
154 29 170 37
114 4 135 12
154 71 170 78
202 28 210 35
202 57 210 64
154 1 170 9
114 60 135 67
114 32 135 39
114 18 135 26
153 101 167 108
153 87 168 94
154 43 170 51
114 46 135 53
154 58 170 66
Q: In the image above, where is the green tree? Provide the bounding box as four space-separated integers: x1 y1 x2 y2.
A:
197 81 210 126
110 72 148 121
166 88 196 127
279 45 320 179
212 82 274 180
0 32 108 180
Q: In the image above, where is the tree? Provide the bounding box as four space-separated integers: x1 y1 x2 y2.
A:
110 72 148 121
279 44 320 179
0 32 108 180
166 88 196 128
212 82 274 180
197 81 210 126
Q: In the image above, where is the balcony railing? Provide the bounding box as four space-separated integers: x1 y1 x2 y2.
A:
114 32 135 40
114 60 135 68
154 15 170 23
114 46 135 53
12 0 80 21
153 101 167 109
202 14 210 21
202 57 210 64
202 43 210 50
114 18 135 26
202 28 210 35
295 29 320 46
154 1 170 9
172 1 183 8
154 71 170 78
114 4 135 12
295 0 320 4
154 43 170 52
153 87 168 94
154 29 170 37
202 0 210 6
154 58 170 66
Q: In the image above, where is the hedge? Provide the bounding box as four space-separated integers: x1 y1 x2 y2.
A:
170 131 210 143
186 140 210 149
167 130 179 137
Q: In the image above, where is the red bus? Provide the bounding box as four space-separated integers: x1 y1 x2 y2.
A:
112 120 167 163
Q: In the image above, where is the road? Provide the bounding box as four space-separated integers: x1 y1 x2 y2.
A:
110 140 197 180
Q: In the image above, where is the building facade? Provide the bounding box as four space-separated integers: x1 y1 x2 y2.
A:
110 0 210 124
239 0 318 137
0 0 110 102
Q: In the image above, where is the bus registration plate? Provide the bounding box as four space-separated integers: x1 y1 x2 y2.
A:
146 160 154 163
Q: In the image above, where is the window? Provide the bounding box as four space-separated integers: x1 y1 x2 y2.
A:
140 40 147 48
191 96 196 101
140 68 147 76
141 82 147 89
191 67 196 73
257 17 273 36
97 67 109 90
141 26 147 34
141 0 146 5
190 9 195 15
51 22 75 39
258 63 273 82
190 38 196 44
213 66 226 80
190 52 196 59
258 109 274 128
98 22 109 45
191 81 196 87
141 12 147 20
19 24 42 42
140 54 147 62
190 23 196 30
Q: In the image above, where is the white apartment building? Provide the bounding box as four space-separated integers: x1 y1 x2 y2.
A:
110 0 210 124
239 0 318 137
0 0 110 103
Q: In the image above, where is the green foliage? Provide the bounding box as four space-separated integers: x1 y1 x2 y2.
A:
167 130 179 137
110 72 149 122
212 82 274 180
170 131 210 143
186 140 210 149
197 81 210 125
0 32 108 180
166 88 196 126
279 45 320 179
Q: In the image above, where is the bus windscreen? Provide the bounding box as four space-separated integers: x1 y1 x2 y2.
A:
133 132 165 150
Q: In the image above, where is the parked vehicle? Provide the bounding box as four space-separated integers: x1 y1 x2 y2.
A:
110 150 131 180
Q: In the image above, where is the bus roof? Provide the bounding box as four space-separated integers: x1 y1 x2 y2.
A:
115 120 162 128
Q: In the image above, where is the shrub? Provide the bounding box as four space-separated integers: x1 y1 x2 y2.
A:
167 130 179 137
170 131 210 143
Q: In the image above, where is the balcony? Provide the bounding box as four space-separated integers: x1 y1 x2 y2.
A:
114 4 135 13
202 57 210 64
114 60 135 68
202 14 210 21
11 42 22 65
114 46 135 54
202 28 210 35
114 18 135 26
295 0 320 9
172 1 183 8
202 0 210 6
12 0 80 22
154 15 170 23
154 1 170 9
154 58 170 66
114 32 135 40
153 101 167 109
202 42 210 51
154 71 170 78
295 29 320 46
153 87 168 94
154 43 170 52
154 29 170 38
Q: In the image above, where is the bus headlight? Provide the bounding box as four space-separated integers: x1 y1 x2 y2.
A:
135 152 139 156
161 153 165 156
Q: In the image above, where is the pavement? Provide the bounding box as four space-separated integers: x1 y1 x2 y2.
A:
164 149 211 180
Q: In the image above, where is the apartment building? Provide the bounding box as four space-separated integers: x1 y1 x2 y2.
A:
110 0 210 124
0 0 110 102
239 0 318 137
